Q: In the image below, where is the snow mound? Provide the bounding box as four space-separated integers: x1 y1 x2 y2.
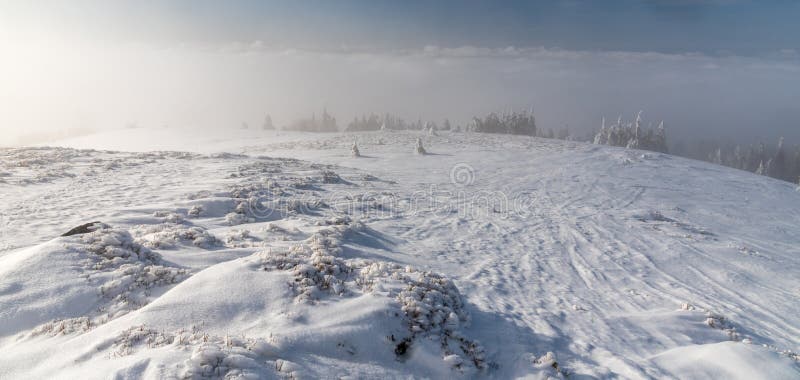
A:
21 227 187 338
651 342 799 380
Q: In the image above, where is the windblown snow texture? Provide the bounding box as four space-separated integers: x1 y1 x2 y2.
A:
0 129 798 379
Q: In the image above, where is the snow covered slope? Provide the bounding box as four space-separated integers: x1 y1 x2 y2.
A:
1 128 798 379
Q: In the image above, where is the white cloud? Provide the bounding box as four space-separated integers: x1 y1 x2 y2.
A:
1 41 799 146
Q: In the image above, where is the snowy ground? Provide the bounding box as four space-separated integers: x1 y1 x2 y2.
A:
1 127 798 379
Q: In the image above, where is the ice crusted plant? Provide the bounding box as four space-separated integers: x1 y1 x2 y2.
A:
82 228 187 314
29 317 93 337
226 212 255 226
679 303 741 341
132 223 220 249
227 183 277 223
351 141 361 157
257 217 487 371
321 169 342 184
258 222 364 302
225 229 259 248
109 324 282 379
153 210 184 224
680 303 800 361
415 137 427 155
395 270 486 372
314 215 354 226
533 351 565 377
284 198 328 215
705 312 741 341
187 205 203 217
357 262 487 372
34 227 189 333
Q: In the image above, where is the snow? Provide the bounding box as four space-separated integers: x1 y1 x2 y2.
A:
0 127 798 378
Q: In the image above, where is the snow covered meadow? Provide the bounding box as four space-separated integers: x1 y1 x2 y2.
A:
0 128 798 379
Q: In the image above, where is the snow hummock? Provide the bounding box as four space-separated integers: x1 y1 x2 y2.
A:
0 127 798 378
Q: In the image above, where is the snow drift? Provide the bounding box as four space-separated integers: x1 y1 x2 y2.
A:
0 128 798 378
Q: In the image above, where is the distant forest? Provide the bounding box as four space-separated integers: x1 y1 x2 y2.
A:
271 109 799 185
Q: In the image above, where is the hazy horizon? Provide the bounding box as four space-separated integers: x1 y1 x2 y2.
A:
2 0 799 146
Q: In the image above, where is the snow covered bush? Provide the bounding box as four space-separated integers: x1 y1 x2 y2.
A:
532 351 564 377
224 229 259 248
29 317 93 337
415 137 426 155
226 212 255 226
284 198 327 215
132 223 221 249
705 312 741 341
225 183 279 223
109 324 282 379
188 205 204 217
56 227 187 328
153 210 184 224
321 169 342 184
394 270 486 371
679 303 741 341
255 216 487 372
257 223 364 302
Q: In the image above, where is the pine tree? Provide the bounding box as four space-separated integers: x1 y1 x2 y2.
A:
733 145 743 169
711 148 722 165
770 137 787 180
427 122 438 136
594 117 607 145
793 145 800 182
594 113 668 153
262 114 275 130
655 121 668 153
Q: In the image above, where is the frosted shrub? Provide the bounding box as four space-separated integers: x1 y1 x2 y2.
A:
394 271 486 371
225 229 258 248
110 325 278 379
705 313 740 341
30 317 93 337
226 212 255 226
249 214 490 372
132 223 220 249
152 210 184 224
415 137 426 155
321 170 342 184
187 205 204 217
258 224 363 302
29 227 189 336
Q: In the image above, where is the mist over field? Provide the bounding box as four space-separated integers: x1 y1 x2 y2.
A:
1 1 799 147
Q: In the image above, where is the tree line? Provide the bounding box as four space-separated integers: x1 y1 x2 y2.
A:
258 108 799 184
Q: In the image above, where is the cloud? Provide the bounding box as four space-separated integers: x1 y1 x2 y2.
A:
1 41 799 146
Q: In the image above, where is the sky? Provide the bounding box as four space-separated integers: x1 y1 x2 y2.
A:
1 0 799 146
